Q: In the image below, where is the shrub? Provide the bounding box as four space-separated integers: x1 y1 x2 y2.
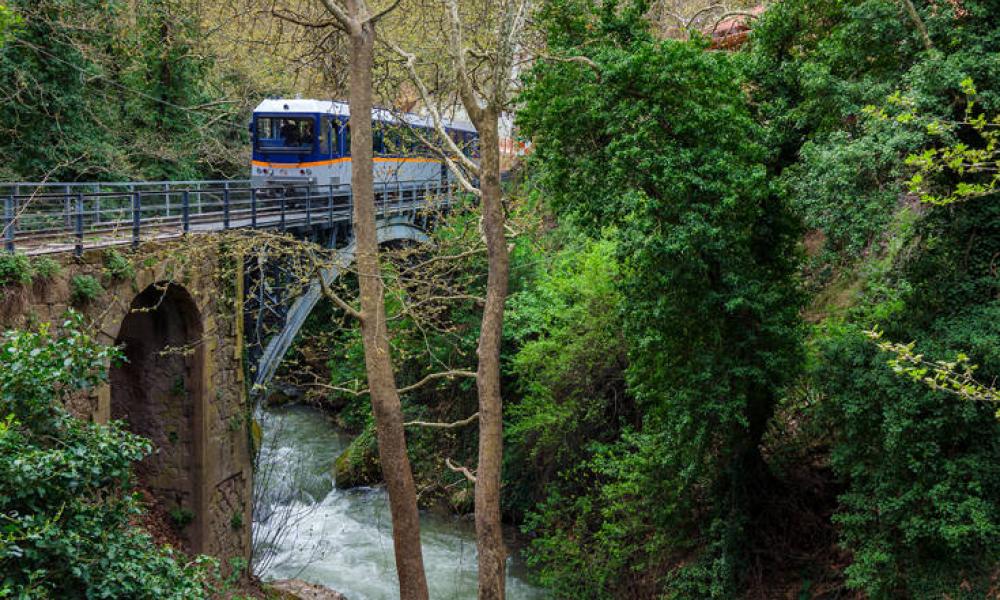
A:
0 251 33 287
103 248 135 281
0 314 216 598
70 274 104 305
169 506 195 530
31 255 61 280
814 320 1000 598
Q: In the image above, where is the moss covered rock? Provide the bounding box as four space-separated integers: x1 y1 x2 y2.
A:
332 425 381 489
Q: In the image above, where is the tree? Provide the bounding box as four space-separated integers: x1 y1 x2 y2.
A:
291 1 430 598
518 0 804 593
385 0 529 594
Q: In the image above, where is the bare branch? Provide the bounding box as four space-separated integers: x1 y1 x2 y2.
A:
445 0 485 124
271 8 341 30
307 370 475 398
684 3 726 30
384 38 482 176
405 412 479 429
318 0 357 33
897 0 934 50
445 457 477 483
366 0 402 25
711 11 761 36
399 246 485 276
398 369 477 394
318 272 363 321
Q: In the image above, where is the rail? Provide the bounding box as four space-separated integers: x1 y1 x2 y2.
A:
1 179 453 255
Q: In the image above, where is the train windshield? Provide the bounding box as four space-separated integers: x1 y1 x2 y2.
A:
255 117 315 151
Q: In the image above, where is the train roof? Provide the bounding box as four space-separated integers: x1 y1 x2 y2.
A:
253 98 477 133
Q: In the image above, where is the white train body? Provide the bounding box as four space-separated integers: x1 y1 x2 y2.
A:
250 99 478 194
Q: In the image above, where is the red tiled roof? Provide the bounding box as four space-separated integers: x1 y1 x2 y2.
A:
708 5 765 50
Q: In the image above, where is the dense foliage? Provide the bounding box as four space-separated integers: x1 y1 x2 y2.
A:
743 0 1000 596
263 1 1000 597
513 1 805 595
0 316 215 598
0 0 249 182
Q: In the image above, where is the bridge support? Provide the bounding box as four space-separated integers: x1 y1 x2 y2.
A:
0 244 253 565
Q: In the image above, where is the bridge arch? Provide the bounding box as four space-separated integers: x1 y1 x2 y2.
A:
110 281 206 552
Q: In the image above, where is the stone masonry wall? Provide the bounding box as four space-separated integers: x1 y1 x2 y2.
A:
0 240 252 564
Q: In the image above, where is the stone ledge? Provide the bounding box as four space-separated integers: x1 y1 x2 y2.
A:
266 579 348 600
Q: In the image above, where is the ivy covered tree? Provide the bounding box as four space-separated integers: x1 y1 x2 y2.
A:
517 0 804 595
0 0 124 181
0 0 247 182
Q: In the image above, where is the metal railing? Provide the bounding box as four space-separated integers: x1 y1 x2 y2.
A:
1 179 453 255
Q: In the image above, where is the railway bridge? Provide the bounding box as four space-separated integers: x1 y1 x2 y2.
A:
0 179 448 563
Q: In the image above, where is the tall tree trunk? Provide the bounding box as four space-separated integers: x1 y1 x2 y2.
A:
898 0 933 50
347 21 430 600
472 110 509 600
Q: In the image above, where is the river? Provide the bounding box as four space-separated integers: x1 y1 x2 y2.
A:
253 404 548 600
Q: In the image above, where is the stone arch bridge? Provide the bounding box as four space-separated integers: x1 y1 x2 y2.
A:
0 179 445 562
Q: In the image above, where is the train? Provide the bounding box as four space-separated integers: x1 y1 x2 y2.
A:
249 99 479 194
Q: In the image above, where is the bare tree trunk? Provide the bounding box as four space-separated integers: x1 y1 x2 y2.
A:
898 0 933 50
346 17 430 600
471 109 509 600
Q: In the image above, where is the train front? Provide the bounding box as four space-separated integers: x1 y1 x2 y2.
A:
250 99 338 195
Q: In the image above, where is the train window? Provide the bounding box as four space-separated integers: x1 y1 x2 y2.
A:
373 122 385 155
395 127 428 157
385 130 403 156
319 118 328 154
255 117 315 151
318 117 340 155
342 122 351 155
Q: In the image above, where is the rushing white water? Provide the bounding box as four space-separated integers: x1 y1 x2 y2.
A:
253 404 548 600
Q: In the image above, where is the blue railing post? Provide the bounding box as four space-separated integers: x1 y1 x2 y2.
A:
327 186 334 225
250 188 258 229
64 185 71 230
4 195 14 253
182 190 191 234
75 193 84 257
279 188 286 231
223 187 231 230
132 191 141 248
305 187 312 227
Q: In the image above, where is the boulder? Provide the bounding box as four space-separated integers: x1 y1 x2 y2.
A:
267 579 348 600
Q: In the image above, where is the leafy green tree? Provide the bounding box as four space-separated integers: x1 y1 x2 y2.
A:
0 315 215 598
518 0 804 594
503 236 632 520
744 0 1000 266
0 0 246 182
0 3 20 47
0 0 125 180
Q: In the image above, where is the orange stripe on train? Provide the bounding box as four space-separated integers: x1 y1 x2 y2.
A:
251 157 442 168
